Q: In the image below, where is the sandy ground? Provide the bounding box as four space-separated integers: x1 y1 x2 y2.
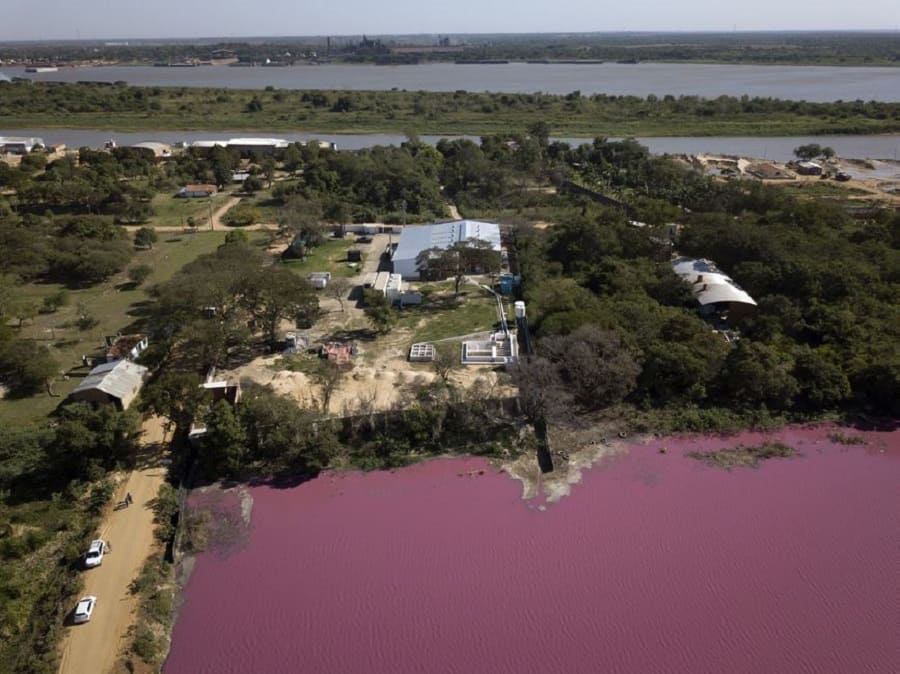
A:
221 230 513 414
57 417 169 674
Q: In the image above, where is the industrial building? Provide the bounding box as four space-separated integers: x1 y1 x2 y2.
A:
189 137 289 157
128 141 173 159
0 136 44 154
391 220 502 279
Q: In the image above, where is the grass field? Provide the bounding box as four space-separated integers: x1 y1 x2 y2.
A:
396 283 512 344
146 191 232 229
0 231 268 426
281 238 362 280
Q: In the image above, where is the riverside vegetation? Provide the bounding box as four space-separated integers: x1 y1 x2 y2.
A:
2 81 899 136
3 31 899 67
0 128 897 671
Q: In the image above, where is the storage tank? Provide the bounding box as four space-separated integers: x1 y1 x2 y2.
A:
514 301 526 319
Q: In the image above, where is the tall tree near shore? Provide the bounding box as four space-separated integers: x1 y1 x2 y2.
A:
416 238 500 297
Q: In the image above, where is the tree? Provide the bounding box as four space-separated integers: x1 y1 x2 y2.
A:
542 326 640 409
793 143 834 160
362 289 394 334
310 360 345 414
140 372 209 430
508 356 567 424
326 277 351 313
238 385 335 473
0 339 58 397
279 196 327 258
201 400 247 477
261 157 277 187
51 403 141 477
431 345 458 385
128 264 153 286
224 229 249 246
240 266 319 345
242 175 265 193
416 238 500 297
719 341 798 410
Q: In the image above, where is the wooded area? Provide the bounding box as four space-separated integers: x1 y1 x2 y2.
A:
2 80 898 136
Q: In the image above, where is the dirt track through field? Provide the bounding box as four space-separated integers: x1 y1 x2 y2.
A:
57 417 169 674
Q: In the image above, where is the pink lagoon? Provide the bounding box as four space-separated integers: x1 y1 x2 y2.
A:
165 426 898 674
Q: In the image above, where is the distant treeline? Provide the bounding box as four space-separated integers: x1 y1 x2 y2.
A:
1 81 898 137
1 31 899 67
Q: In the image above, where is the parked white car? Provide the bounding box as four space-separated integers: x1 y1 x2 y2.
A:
73 596 97 624
84 539 105 568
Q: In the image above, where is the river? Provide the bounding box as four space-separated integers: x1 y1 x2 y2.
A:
4 62 900 102
165 425 898 674
3 127 899 163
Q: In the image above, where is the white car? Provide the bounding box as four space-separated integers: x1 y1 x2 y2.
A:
73 596 97 624
84 539 105 568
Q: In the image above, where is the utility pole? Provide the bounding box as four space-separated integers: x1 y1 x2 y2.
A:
208 197 214 231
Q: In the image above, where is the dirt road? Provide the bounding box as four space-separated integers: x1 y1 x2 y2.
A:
57 417 169 674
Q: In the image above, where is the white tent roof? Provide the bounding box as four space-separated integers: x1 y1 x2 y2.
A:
671 257 756 307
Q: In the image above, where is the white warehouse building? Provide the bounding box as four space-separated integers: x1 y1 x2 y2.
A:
391 220 502 279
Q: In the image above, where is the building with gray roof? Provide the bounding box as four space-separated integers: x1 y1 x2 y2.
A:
68 360 149 410
391 220 502 279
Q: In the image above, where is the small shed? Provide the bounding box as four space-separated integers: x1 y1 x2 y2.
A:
321 342 355 365
796 161 824 176
176 184 217 198
307 272 331 289
347 248 363 263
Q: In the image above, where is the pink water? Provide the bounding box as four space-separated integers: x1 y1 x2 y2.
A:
165 426 899 674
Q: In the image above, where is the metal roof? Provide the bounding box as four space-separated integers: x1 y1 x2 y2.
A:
392 220 501 263
671 257 757 307
226 137 289 147
0 136 44 145
72 360 149 404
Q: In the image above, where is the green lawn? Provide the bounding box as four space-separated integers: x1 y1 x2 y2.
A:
281 238 362 279
146 191 233 229
396 285 512 344
0 231 268 426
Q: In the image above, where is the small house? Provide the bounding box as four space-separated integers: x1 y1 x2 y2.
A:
796 161 824 176
176 184 217 198
68 360 149 410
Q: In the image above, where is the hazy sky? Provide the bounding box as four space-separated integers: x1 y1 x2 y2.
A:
2 0 898 41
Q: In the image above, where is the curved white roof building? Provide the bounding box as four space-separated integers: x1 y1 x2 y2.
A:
671 257 757 313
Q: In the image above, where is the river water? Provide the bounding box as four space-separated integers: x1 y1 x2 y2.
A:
3 127 899 163
165 425 898 674
4 62 900 102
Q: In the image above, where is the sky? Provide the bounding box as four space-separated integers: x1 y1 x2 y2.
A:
2 0 899 41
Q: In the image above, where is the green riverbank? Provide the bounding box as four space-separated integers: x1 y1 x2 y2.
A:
1 82 898 137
